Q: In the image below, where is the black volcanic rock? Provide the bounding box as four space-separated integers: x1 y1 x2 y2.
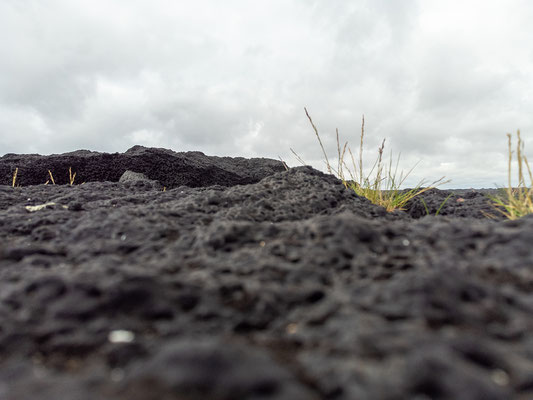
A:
0 145 286 188
0 147 532 400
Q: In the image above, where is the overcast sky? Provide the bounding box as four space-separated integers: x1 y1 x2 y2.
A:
1 0 533 188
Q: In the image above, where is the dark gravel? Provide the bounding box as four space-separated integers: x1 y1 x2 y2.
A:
0 146 532 400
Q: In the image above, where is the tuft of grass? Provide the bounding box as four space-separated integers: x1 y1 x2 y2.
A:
486 130 533 220
292 108 450 212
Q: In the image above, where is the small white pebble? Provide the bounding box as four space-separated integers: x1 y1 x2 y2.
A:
286 323 299 335
491 369 510 386
108 330 135 343
402 239 410 246
110 368 125 382
120 234 127 241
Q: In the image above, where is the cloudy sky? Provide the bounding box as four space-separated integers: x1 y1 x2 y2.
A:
1 0 533 188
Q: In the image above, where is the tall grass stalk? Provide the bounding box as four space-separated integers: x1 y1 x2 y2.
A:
294 108 449 212
487 131 533 220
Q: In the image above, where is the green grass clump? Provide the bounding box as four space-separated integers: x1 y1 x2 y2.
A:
293 108 450 212
486 130 533 220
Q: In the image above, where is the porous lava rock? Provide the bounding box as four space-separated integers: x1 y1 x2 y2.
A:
0 145 286 188
0 147 532 400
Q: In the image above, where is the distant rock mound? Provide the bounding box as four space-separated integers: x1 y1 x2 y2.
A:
0 145 286 189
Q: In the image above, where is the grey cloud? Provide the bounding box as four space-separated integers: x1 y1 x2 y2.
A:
1 0 532 188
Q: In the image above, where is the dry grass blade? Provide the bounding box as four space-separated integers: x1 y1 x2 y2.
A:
304 107 332 175
12 168 18 187
69 167 77 185
48 170 56 185
359 115 364 182
290 148 307 166
337 129 348 182
278 156 290 171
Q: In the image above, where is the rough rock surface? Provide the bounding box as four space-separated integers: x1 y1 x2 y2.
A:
0 145 286 188
0 147 532 400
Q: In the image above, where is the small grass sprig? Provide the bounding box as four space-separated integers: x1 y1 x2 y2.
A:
421 193 453 216
486 130 533 220
12 168 18 187
46 170 56 185
293 108 450 212
69 167 76 185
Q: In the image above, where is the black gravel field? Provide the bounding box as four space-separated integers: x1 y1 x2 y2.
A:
0 146 532 400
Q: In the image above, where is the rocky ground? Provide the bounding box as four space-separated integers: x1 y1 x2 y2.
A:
0 146 532 400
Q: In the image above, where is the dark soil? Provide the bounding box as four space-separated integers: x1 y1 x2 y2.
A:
0 146 532 400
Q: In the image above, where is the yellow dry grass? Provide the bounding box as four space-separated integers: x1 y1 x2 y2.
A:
486 130 533 220
11 168 18 187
